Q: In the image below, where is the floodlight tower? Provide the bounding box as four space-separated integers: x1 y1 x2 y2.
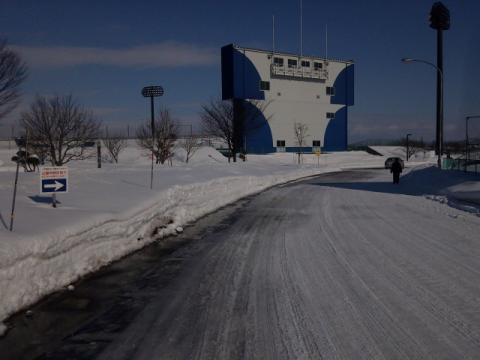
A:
429 2 450 164
141 85 164 189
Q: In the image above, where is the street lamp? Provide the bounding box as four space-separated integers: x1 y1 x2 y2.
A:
141 85 164 189
401 58 444 168
406 133 412 161
465 115 480 172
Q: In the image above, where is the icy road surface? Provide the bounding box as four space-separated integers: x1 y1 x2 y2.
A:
3 169 480 359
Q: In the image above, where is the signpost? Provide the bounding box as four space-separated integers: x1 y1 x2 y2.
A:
40 166 68 207
315 150 321 167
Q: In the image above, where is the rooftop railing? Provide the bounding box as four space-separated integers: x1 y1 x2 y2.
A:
271 64 328 80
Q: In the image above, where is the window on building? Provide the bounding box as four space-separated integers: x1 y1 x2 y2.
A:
259 81 270 91
313 140 321 147
301 60 310 67
288 59 297 68
314 62 323 70
326 86 335 96
326 112 335 119
273 57 284 67
276 140 286 147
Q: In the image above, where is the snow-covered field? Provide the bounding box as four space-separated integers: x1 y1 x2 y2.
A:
370 145 436 162
0 140 476 326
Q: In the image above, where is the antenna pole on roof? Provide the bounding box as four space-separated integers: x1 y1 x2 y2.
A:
300 0 303 58
272 15 275 56
325 24 328 60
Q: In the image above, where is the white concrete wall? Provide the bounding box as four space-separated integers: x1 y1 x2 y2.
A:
241 48 350 149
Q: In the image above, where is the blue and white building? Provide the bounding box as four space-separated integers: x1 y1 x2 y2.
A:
221 44 354 153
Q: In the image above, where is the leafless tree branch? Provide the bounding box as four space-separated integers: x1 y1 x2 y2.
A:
21 95 100 166
293 122 309 164
180 135 200 163
0 39 28 120
103 130 127 163
136 108 178 165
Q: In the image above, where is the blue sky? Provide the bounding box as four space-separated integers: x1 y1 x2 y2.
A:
1 0 479 142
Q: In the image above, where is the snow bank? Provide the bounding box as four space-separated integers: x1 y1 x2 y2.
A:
1 144 384 322
0 170 321 322
398 165 480 212
370 146 436 162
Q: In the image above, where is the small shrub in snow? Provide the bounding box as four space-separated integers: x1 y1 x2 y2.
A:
103 132 127 163
136 108 178 165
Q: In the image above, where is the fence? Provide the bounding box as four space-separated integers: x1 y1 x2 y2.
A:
443 150 480 174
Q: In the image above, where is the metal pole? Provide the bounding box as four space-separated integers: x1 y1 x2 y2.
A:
436 29 444 168
150 96 155 190
406 134 410 161
9 160 20 231
300 0 303 58
272 15 275 55
9 125 14 150
465 116 469 172
465 115 480 172
97 141 101 168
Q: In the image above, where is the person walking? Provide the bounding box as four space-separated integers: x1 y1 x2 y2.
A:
391 158 403 184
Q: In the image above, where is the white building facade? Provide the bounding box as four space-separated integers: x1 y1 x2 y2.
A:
221 44 354 153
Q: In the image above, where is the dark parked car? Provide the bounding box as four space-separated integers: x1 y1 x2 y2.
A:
385 157 404 169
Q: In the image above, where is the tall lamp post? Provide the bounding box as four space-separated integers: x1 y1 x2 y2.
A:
465 115 480 171
430 1 450 161
406 133 412 161
401 58 443 168
141 85 164 189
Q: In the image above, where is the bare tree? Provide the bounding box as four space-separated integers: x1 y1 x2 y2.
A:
103 131 127 163
200 99 271 162
293 122 309 164
0 40 28 120
201 100 234 162
136 108 178 165
400 138 422 160
21 95 100 166
180 135 200 163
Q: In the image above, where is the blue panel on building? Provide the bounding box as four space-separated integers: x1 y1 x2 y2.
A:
331 64 354 106
221 44 265 100
323 106 348 151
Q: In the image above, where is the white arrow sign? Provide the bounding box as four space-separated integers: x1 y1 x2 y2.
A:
44 180 65 191
40 166 68 194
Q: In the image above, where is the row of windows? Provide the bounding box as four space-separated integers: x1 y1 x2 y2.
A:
259 81 335 97
277 140 323 147
274 57 323 70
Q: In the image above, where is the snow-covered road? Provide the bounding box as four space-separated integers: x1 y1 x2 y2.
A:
3 169 480 359
101 169 480 360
